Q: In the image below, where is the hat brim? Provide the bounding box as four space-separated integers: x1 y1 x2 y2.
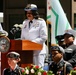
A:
24 8 37 11
0 30 8 36
65 29 76 37
24 9 31 11
55 35 64 41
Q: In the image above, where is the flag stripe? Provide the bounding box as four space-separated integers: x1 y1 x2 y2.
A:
47 15 51 19
51 8 59 43
66 22 71 29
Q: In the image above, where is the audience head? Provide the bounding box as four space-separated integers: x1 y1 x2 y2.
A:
50 45 65 63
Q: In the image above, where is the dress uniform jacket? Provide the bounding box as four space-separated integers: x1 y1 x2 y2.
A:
64 44 76 67
3 65 23 75
49 59 73 75
21 18 47 55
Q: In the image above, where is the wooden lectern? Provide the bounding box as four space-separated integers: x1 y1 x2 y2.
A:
10 40 42 50
1 40 42 74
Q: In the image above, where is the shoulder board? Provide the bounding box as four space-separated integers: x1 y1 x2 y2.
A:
4 68 10 71
64 61 71 65
38 18 43 20
3 68 10 74
25 19 28 21
23 19 28 23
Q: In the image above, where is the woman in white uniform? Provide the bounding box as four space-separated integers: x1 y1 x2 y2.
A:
21 4 47 68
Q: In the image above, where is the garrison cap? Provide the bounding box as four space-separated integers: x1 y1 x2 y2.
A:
7 52 20 59
51 45 65 54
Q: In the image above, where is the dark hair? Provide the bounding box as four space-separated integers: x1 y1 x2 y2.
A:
25 10 40 19
32 10 40 19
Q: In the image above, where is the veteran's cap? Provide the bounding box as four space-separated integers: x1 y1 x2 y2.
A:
7 51 20 59
51 46 65 54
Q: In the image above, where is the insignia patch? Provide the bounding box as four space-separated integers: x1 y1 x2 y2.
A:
33 22 39 28
24 25 27 28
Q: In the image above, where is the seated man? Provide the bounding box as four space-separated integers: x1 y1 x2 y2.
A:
49 45 73 75
63 31 76 67
2 51 24 75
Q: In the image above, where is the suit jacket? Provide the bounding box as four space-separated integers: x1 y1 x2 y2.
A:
49 59 73 75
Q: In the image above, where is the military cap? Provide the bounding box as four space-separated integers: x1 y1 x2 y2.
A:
64 29 76 38
55 35 64 42
7 51 20 59
24 4 37 11
64 32 74 38
51 46 65 54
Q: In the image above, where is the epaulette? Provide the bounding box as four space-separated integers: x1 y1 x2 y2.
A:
4 68 10 71
23 19 28 23
3 68 10 74
38 18 44 21
25 19 28 21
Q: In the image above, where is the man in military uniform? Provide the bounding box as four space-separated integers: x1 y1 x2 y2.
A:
2 51 24 75
63 31 76 67
49 45 73 75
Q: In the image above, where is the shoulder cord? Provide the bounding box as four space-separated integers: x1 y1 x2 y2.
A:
18 68 22 75
64 62 66 75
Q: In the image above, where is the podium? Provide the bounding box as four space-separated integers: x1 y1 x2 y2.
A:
10 40 42 50
1 40 42 74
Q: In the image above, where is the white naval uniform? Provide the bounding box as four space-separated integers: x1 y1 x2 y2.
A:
21 18 47 67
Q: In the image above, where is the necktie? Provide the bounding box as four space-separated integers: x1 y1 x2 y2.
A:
29 21 33 28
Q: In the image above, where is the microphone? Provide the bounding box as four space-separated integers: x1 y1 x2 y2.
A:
10 27 16 34
10 24 22 35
